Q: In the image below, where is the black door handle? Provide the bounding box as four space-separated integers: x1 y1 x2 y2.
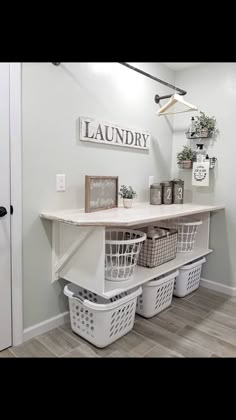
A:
0 207 7 217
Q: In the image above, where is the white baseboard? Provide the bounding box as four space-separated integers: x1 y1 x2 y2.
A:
23 311 70 342
200 278 236 296
22 279 236 342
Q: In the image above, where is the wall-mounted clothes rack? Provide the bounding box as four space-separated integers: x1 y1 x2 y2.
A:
51 62 190 107
118 62 187 104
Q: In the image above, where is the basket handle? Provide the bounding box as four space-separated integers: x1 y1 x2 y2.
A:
72 293 85 304
181 257 206 271
64 285 142 311
64 286 92 308
72 294 95 309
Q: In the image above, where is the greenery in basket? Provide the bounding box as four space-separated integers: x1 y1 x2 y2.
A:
195 111 219 135
119 185 137 199
177 145 195 164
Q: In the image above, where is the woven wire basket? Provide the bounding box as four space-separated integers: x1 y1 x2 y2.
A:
137 227 178 268
185 129 213 139
105 229 146 281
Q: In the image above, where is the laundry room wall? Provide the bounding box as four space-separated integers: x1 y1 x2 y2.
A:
172 63 236 289
22 62 175 330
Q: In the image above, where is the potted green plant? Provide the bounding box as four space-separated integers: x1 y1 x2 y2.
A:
119 185 137 208
195 111 218 138
177 145 194 169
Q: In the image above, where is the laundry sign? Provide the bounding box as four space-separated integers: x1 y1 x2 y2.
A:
79 117 151 151
192 162 210 187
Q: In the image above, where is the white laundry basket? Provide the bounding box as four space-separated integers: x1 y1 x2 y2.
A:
160 217 202 253
105 229 146 281
64 283 142 348
174 257 206 297
136 270 179 318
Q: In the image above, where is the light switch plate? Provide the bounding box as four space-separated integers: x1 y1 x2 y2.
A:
56 174 66 192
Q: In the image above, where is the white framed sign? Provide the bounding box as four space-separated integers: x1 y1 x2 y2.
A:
192 162 210 187
80 116 150 151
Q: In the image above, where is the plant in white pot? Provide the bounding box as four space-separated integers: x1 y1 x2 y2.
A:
119 185 137 208
177 145 195 169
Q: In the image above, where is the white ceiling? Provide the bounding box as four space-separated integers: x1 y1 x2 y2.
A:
163 63 202 71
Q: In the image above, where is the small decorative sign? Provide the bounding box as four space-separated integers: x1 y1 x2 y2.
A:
85 176 119 213
80 117 150 151
192 162 210 187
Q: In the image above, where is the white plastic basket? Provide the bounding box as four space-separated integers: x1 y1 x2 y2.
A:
64 283 142 348
160 217 202 253
105 229 146 281
136 270 179 318
173 257 206 297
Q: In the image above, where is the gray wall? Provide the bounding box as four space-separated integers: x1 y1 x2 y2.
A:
22 62 175 329
172 63 236 287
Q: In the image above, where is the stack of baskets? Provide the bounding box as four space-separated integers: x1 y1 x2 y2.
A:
63 218 205 348
134 226 178 318
64 228 146 348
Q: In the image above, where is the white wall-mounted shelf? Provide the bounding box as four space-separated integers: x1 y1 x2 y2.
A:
40 203 224 298
40 203 224 227
104 248 213 298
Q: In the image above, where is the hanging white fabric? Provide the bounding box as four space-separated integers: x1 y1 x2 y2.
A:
156 93 198 116
192 161 210 187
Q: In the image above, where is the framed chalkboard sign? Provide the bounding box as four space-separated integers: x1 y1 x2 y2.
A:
85 176 119 213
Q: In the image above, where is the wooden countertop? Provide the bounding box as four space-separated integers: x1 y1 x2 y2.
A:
40 202 225 227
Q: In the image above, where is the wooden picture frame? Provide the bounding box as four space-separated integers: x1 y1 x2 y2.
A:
85 176 119 213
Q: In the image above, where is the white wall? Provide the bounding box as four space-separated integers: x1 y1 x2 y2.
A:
22 62 175 329
172 63 236 287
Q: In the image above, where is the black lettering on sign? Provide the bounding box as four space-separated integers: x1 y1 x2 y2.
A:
95 124 104 141
115 128 124 144
135 132 142 147
142 133 150 148
125 131 134 145
104 125 114 142
84 121 94 139
80 117 151 151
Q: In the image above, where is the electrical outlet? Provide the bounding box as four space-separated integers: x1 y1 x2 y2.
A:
149 176 155 188
56 174 66 192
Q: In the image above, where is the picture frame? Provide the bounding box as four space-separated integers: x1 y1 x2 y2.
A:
85 176 119 213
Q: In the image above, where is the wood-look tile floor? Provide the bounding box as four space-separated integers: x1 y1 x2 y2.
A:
2 286 236 358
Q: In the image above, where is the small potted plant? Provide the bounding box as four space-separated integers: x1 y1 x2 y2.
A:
119 185 137 208
177 145 194 169
195 111 219 138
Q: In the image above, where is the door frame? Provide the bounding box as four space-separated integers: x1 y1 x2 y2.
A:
10 63 23 346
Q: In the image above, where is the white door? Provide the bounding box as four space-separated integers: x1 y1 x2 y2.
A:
0 63 12 351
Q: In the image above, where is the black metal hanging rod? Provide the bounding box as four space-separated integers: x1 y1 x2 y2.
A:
118 62 187 104
52 62 187 104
